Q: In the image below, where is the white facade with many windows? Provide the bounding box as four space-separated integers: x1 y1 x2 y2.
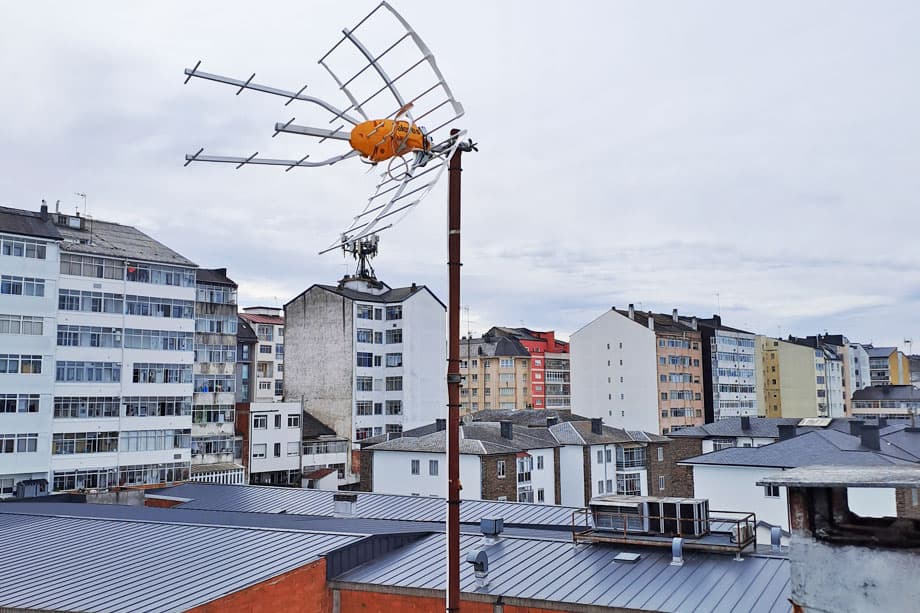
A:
248 402 302 484
1 205 197 496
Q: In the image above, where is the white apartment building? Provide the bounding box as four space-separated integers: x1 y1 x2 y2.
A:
191 268 244 484
284 275 446 481
848 342 872 393
247 402 303 486
240 307 284 402
1 204 197 496
569 307 660 433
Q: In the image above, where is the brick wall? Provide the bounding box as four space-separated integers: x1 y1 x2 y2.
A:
144 497 183 508
359 449 374 491
651 437 701 498
235 402 251 478
189 558 328 613
896 488 920 519
335 590 569 613
582 447 591 505
481 453 517 501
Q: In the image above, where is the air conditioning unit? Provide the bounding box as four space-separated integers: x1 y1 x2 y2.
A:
591 498 650 533
731 522 753 544
645 498 709 538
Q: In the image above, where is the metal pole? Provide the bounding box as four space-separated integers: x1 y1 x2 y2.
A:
446 128 463 613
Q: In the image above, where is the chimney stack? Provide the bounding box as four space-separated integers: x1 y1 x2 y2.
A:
860 424 880 451
777 424 797 441
39 202 49 220
591 418 603 435
691 317 698 331
740 415 751 430
648 316 655 331
877 416 888 428
672 308 679 323
849 420 864 436
546 416 559 427
499 420 513 440
436 418 446 431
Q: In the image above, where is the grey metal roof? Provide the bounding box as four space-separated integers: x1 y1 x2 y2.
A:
853 384 920 401
467 408 589 425
57 217 196 266
0 508 360 612
195 267 235 286
0 502 573 540
159 483 581 527
0 205 62 240
756 465 920 488
287 282 446 309
550 420 669 445
866 346 897 358
332 532 791 612
669 417 804 439
680 430 917 468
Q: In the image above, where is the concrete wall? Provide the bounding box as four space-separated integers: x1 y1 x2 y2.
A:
558 444 586 507
529 447 556 504
570 310 658 433
691 464 790 538
399 291 447 430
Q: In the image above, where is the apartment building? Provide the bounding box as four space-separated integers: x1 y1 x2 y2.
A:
852 384 920 419
239 306 284 402
245 402 303 486
484 327 571 410
570 305 703 434
283 274 446 481
867 346 912 386
1 204 196 496
681 315 760 421
459 333 532 414
190 268 243 484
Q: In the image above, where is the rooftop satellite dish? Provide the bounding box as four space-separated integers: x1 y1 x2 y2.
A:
183 1 473 259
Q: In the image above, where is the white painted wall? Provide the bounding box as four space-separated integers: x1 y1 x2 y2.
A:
372 449 481 499
570 310 659 432
396 290 447 431
529 447 556 504
248 402 302 475
559 445 586 507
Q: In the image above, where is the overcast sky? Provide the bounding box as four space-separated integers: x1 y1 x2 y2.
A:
2 1 918 348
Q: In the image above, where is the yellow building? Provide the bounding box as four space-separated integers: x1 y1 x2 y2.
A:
867 346 911 386
459 335 532 414
760 338 825 418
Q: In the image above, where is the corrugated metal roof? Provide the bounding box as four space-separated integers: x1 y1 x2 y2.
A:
332 533 791 612
160 483 580 527
0 509 361 612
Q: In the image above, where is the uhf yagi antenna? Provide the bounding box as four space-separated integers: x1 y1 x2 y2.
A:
183 1 472 258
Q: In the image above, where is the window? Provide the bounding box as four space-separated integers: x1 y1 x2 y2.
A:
356 376 373 391
0 354 43 375
499 358 513 368
273 443 281 457
764 485 780 498
0 433 39 454
125 295 193 318
356 328 373 343
606 479 613 493
253 415 268 429
374 402 383 415
287 414 300 428
616 473 642 495
385 353 403 367
374 332 383 344
60 253 123 279
355 427 373 441
120 429 191 452
596 450 604 464
411 459 420 475
536 455 544 470
429 460 439 476
1 275 45 296
386 305 402 320
659 476 666 490
712 438 735 451
123 396 192 418
287 442 300 456
385 423 402 434
356 352 373 367
597 480 604 494
356 401 373 416
196 282 237 304
356 304 374 319
605 449 613 463
260 344 272 354
386 329 403 343
129 363 190 384
496 460 506 478
0 314 44 335
274 414 282 428
385 400 402 415
374 355 382 367
196 374 236 393
385 376 403 391
1 394 40 414
274 379 283 396
537 488 545 503
128 329 195 351
126 262 195 286
1 234 47 259
657 447 664 462
51 431 118 454
252 444 267 459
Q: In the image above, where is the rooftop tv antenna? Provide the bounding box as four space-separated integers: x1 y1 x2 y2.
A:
182 4 474 611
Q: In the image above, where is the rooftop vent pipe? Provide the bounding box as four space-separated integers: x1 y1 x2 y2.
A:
333 493 357 517
628 304 635 320
671 538 684 566
672 308 679 323
770 526 783 553
466 549 489 588
480 517 503 546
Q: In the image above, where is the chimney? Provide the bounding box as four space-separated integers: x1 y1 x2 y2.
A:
648 316 655 331
628 304 635 320
691 317 698 331
860 424 880 451
480 516 503 542
436 418 446 431
546 416 559 427
849 420 864 436
333 493 357 517
740 415 751 430
671 538 684 566
877 416 888 428
591 418 603 435
770 526 783 553
499 420 513 440
712 314 722 327
777 424 797 441
672 308 679 323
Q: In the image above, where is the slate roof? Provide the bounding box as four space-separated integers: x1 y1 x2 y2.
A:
195 267 235 286
360 421 443 446
866 346 897 358
0 205 62 240
680 429 918 469
550 421 669 445
614 308 701 335
156 482 580 527
302 411 339 438
287 282 446 309
0 508 360 613
332 532 791 613
853 385 920 401
467 408 589 426
668 417 804 439
57 217 196 266
463 335 531 358
236 317 258 343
